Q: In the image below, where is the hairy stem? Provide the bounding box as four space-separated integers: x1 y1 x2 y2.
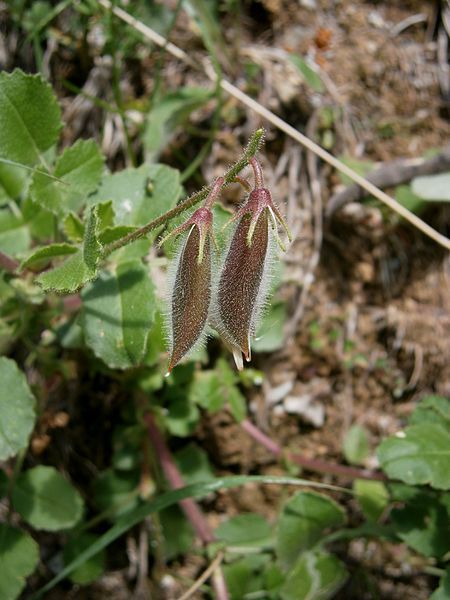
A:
144 412 229 600
101 128 265 257
240 418 387 482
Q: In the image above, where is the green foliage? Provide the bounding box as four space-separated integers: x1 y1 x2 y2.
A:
431 567 450 600
145 87 213 160
280 551 348 600
189 357 247 420
12 466 84 531
342 424 370 466
0 524 39 600
354 479 389 522
390 487 450 558
20 243 78 270
0 357 36 460
30 139 104 214
377 424 450 490
81 260 156 369
216 513 272 548
276 491 346 569
63 533 106 585
0 69 61 166
289 54 325 93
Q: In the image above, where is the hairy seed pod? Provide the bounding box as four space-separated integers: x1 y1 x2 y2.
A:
168 224 212 373
217 208 269 363
215 158 291 368
163 177 224 375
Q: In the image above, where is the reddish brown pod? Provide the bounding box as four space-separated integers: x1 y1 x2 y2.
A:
163 178 224 375
216 159 290 369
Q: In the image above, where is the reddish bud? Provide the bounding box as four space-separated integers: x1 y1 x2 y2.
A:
164 178 224 374
215 159 290 368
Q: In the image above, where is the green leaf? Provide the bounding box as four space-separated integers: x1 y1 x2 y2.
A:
81 259 155 369
165 395 200 437
289 54 324 92
377 424 450 489
93 469 139 519
213 358 247 422
276 491 346 569
390 490 450 558
342 424 370 466
354 479 389 522
175 443 215 485
223 557 265 600
145 87 212 160
412 173 450 202
0 357 36 460
63 533 106 585
0 69 61 166
36 205 102 293
88 164 181 243
20 243 77 270
215 514 272 548
338 156 374 187
12 466 84 531
189 369 226 412
33 474 346 598
30 139 104 214
280 551 348 600
159 506 194 560
36 250 96 293
0 524 39 600
63 211 84 242
0 160 27 201
0 209 30 256
409 395 450 431
395 184 425 214
253 301 287 353
430 567 450 600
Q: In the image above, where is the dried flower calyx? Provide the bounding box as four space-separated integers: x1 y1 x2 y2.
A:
215 158 291 369
162 177 224 375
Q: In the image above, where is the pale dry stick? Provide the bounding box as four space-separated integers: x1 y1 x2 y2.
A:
178 552 225 600
98 0 450 252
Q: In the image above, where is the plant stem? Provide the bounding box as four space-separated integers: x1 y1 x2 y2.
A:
101 128 265 257
144 412 229 600
0 251 19 273
240 418 387 482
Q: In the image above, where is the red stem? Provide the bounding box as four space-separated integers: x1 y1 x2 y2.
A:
0 251 19 273
240 418 387 482
249 157 264 188
204 176 225 209
145 413 229 600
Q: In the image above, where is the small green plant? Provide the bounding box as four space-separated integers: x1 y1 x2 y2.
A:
1 68 450 600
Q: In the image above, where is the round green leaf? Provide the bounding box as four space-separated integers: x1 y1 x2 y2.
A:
281 551 348 600
0 357 36 460
276 491 346 569
0 69 61 166
377 424 450 490
215 513 272 548
63 533 106 585
12 466 84 531
342 424 369 466
82 260 156 369
0 524 39 600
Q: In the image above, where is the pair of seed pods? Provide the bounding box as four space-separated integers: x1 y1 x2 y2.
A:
164 158 291 375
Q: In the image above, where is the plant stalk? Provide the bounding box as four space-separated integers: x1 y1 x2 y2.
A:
240 418 387 482
144 412 229 600
101 128 264 257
